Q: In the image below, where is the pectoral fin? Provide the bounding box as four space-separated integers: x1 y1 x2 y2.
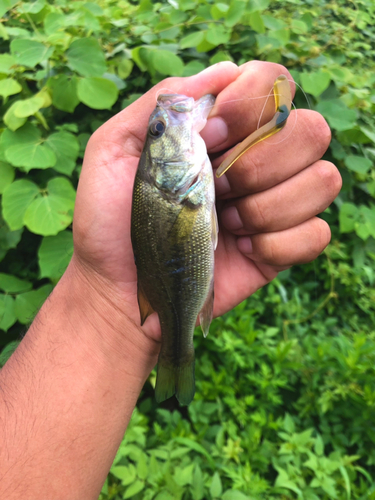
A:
137 281 154 325
199 278 214 338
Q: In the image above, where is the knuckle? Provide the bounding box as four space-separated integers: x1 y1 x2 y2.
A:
246 196 267 231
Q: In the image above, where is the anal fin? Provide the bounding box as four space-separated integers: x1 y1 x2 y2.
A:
137 281 154 325
199 278 214 338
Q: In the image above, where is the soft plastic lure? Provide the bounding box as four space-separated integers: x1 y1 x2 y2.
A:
216 74 292 178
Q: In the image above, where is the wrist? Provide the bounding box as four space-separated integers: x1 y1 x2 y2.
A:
52 255 160 384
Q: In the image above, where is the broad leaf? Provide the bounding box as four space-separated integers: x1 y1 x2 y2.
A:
67 38 106 77
0 78 22 98
150 50 184 76
0 272 32 293
45 131 79 175
316 99 357 131
0 162 15 193
344 155 372 175
48 75 80 113
0 53 16 74
180 32 204 49
15 284 53 324
2 179 39 230
0 294 16 331
24 177 76 236
300 70 331 97
77 77 118 109
10 39 53 67
38 230 74 279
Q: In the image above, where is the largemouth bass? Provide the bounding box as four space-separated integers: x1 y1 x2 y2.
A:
131 93 217 405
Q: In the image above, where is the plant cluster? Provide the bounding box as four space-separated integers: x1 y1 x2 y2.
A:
0 0 374 498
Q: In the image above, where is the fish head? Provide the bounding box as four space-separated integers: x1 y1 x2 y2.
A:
143 93 215 196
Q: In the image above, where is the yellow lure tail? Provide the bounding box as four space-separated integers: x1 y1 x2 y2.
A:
215 75 292 178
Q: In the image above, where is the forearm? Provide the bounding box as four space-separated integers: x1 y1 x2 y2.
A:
0 258 158 500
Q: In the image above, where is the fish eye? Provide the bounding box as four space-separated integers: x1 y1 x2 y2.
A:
149 120 165 138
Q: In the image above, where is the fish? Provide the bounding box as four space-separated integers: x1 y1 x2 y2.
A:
131 93 218 405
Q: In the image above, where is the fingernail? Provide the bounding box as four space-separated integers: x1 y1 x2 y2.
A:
237 236 253 254
221 206 243 231
214 172 231 196
201 117 228 150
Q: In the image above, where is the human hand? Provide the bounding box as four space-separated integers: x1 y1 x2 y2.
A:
71 61 341 348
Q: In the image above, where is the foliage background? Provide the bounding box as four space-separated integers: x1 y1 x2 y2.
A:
0 0 375 498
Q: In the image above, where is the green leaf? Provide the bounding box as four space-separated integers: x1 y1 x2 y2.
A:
10 39 53 68
48 75 80 113
206 24 231 46
0 219 22 261
136 452 148 480
77 77 118 109
339 202 359 233
182 60 205 77
45 131 79 175
0 272 32 293
24 177 76 236
274 468 302 496
291 19 308 33
225 0 246 27
0 340 20 367
150 50 184 76
44 12 66 35
0 0 17 18
180 31 204 49
67 38 106 77
344 155 372 175
3 102 27 131
222 490 250 500
357 205 375 240
15 284 53 324
6 141 56 171
174 437 215 467
0 162 15 194
131 46 149 72
13 95 45 118
0 53 16 74
38 230 73 279
117 59 133 79
314 434 324 456
2 122 56 170
110 465 135 485
0 294 16 331
210 472 223 498
300 70 331 97
248 11 265 33
192 464 204 500
123 480 144 499
0 78 22 98
315 100 357 131
21 0 45 14
2 179 39 230
283 413 295 433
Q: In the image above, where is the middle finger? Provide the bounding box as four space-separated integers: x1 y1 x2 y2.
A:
220 160 342 235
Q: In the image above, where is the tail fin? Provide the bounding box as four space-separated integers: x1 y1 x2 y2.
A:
155 359 195 406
